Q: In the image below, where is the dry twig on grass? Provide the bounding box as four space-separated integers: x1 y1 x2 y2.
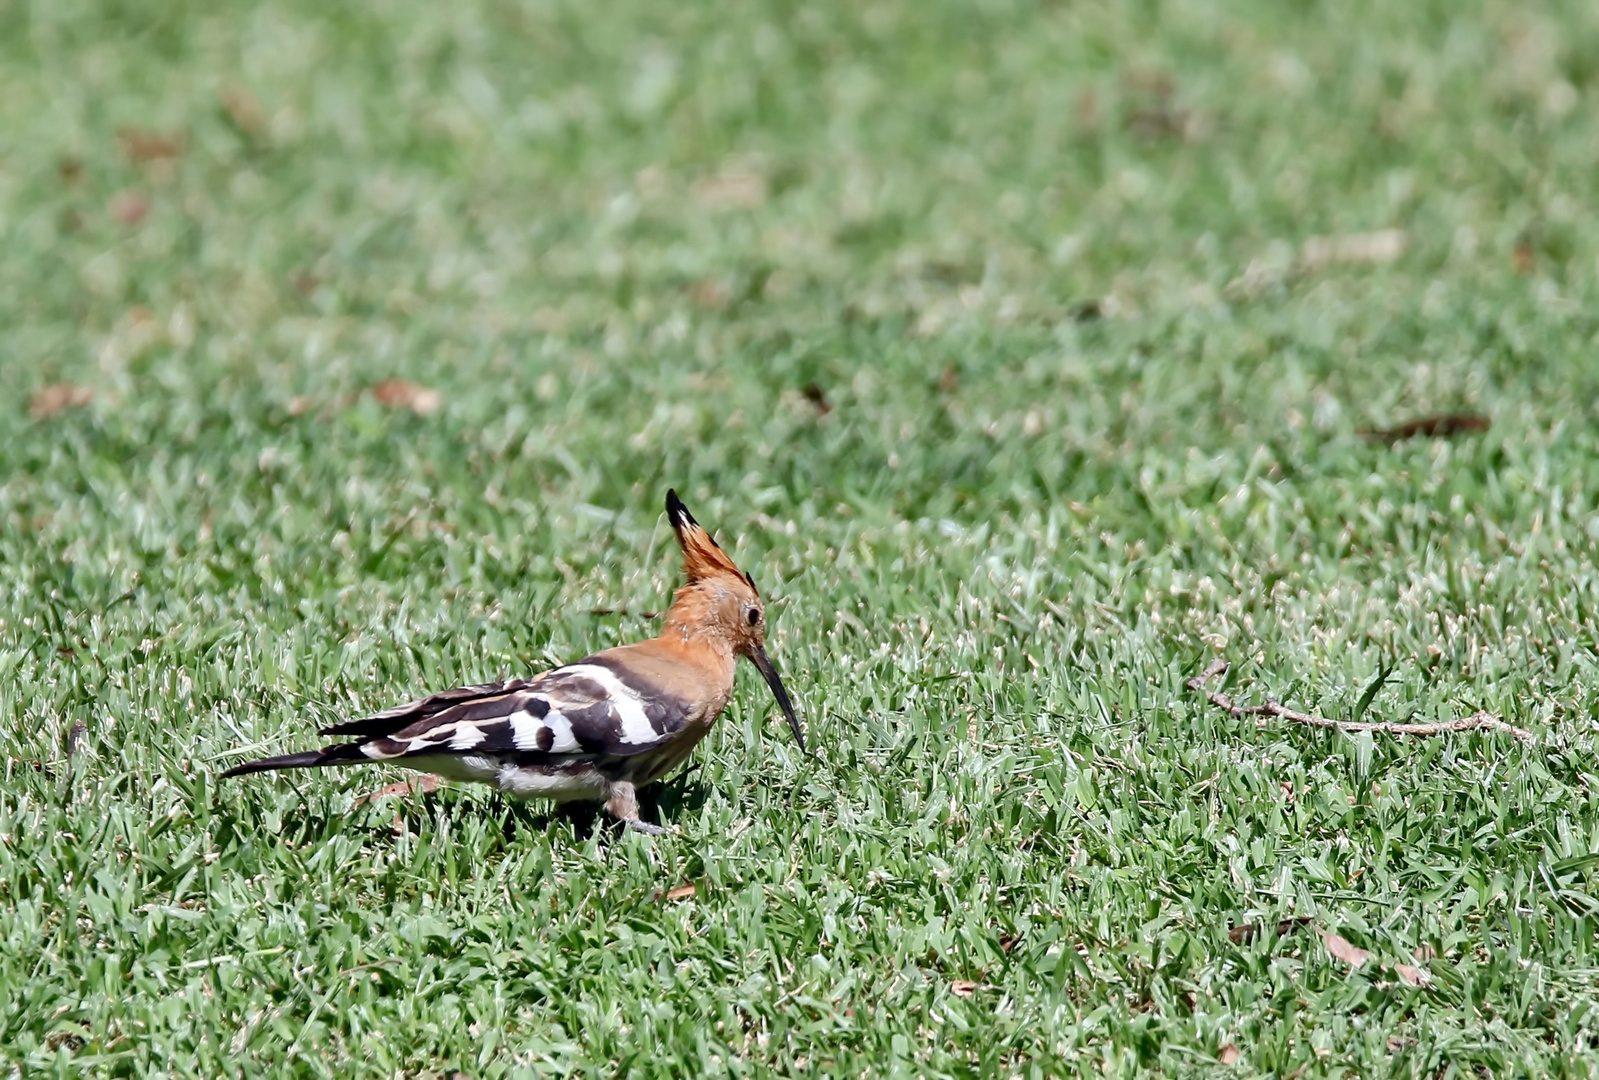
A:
1359 413 1489 444
1186 659 1533 742
1228 916 1312 945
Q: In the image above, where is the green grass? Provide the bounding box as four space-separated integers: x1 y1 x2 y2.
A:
5 0 1599 1075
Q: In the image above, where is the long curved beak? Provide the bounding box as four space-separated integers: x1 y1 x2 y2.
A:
748 644 804 752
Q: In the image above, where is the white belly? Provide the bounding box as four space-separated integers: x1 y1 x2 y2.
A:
399 755 609 803
494 763 608 802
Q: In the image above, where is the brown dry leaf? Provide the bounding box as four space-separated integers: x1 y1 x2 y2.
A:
354 774 440 807
937 366 960 393
117 128 184 162
1299 229 1407 270
1218 1043 1241 1065
1393 963 1429 987
1073 86 1100 132
1319 930 1370 969
221 82 270 140
691 170 766 211
1413 943 1436 963
687 278 732 308
1120 68 1208 142
110 190 149 225
1513 240 1535 274
1127 104 1208 141
634 163 670 198
1123 66 1176 99
688 371 732 394
30 384 93 419
664 883 697 901
370 379 442 416
949 980 978 998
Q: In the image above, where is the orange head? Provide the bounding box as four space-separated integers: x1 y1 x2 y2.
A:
662 489 803 751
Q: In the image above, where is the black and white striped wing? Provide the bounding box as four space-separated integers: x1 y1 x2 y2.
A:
334 662 694 763
318 679 531 739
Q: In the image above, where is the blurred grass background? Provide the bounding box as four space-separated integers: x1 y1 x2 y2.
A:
4 0 1599 1075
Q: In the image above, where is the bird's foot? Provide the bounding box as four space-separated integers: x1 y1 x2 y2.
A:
608 781 670 836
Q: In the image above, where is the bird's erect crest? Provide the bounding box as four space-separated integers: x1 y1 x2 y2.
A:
666 490 746 584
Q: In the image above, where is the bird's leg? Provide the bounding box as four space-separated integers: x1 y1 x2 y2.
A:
606 781 667 836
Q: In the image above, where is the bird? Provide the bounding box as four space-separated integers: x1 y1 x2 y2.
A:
221 490 803 835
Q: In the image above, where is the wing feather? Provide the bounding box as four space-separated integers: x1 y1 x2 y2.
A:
346 659 695 764
318 679 533 738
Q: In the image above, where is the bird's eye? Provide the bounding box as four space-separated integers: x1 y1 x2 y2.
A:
746 607 762 626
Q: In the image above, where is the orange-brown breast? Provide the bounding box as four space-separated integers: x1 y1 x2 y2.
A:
583 636 739 785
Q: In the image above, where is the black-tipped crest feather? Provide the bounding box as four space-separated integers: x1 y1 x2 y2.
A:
665 489 698 530
665 487 744 581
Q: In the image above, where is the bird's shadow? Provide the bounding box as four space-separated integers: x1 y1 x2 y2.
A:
653 768 712 822
248 768 715 849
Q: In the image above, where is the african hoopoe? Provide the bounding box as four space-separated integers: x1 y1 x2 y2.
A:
221 491 802 835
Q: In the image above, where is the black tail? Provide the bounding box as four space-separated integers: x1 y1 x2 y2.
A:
219 742 371 779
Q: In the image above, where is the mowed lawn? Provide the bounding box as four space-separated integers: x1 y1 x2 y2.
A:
4 0 1599 1075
